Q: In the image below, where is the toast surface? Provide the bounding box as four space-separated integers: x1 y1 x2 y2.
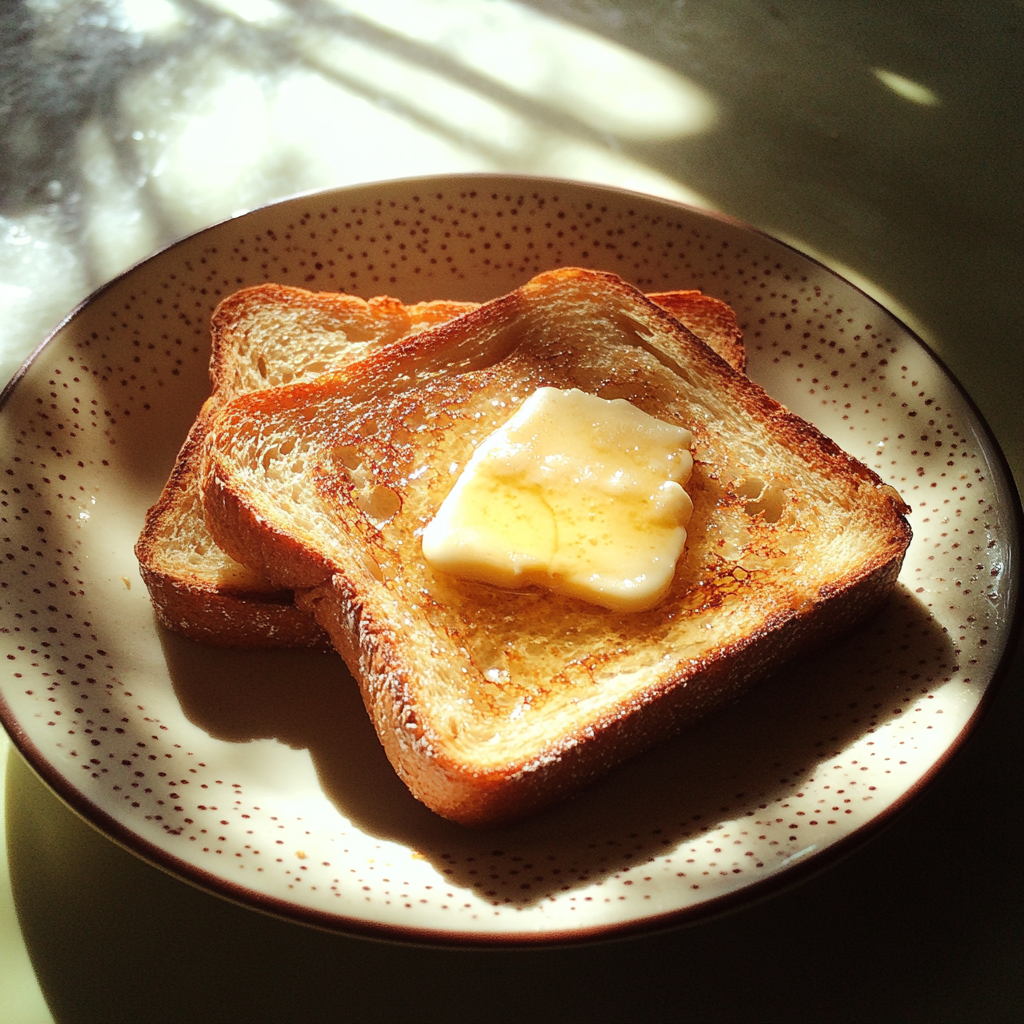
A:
137 283 744 646
201 268 911 826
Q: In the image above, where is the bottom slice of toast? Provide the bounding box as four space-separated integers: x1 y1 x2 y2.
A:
201 268 911 826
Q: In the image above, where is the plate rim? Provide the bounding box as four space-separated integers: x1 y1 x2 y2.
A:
2 172 1022 946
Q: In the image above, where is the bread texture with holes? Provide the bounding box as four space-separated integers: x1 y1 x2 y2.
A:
199 268 910 826
136 283 744 647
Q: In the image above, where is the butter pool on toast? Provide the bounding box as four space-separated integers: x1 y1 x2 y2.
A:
136 283 744 649
200 268 911 826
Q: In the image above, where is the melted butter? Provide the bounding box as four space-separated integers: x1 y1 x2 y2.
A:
422 387 694 612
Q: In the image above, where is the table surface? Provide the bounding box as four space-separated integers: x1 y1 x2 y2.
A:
2 2 1021 1021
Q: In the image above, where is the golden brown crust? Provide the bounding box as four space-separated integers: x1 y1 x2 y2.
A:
135 402 334 647
200 268 911 825
143 566 332 649
647 290 747 373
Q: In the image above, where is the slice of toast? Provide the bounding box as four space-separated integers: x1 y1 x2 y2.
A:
200 268 911 826
136 284 745 647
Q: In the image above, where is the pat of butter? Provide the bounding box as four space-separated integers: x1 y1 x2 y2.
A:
421 387 694 612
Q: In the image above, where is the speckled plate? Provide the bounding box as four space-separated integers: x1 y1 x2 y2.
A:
1 176 1019 944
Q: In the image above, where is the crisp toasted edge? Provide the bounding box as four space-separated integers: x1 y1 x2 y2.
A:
208 285 480 403
134 405 333 649
647 289 746 373
142 566 330 649
138 281 746 647
201 267 912 825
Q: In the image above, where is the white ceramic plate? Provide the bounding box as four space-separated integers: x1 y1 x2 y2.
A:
1 176 1019 944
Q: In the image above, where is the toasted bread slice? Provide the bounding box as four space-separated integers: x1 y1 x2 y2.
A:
200 268 910 826
137 284 744 647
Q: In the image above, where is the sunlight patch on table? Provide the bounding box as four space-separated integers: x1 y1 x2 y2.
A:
121 0 188 37
292 30 534 158
873 69 940 107
0 212 87 388
332 0 717 140
201 0 292 26
1 740 57 1024
270 72 494 192
111 31 715 233
524 138 712 209
121 65 272 231
77 119 161 282
1 0 719 362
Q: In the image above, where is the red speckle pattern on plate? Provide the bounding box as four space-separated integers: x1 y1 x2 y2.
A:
1 176 1018 944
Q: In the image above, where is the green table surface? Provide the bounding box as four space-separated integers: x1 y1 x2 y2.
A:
2 2 1021 1021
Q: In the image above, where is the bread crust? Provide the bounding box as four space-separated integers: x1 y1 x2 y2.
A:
200 268 911 825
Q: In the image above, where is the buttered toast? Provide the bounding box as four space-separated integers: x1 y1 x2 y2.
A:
200 268 911 826
136 284 744 647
